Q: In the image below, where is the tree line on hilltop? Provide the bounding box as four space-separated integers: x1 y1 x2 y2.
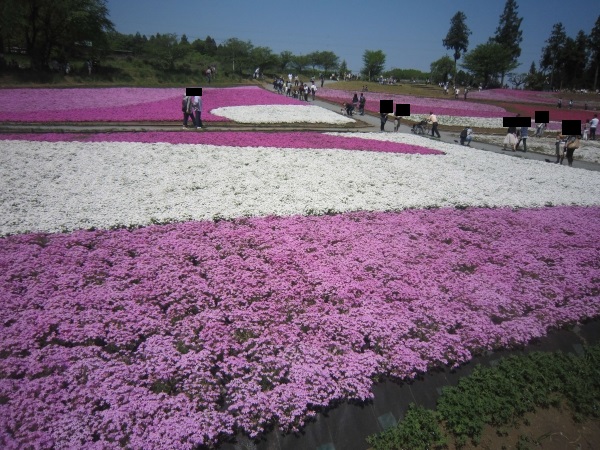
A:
1 0 599 91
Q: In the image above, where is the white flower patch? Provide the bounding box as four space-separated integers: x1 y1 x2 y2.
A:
210 105 355 124
1 136 600 235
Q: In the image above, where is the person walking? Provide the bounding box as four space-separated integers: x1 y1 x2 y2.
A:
428 112 440 138
192 94 203 129
561 135 580 167
380 112 388 132
516 125 529 152
358 93 366 115
352 93 359 111
590 114 599 140
557 98 562 109
310 82 317 101
503 124 518 151
554 132 565 163
182 94 193 129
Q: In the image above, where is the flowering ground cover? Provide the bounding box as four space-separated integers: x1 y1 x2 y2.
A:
2 133 600 236
466 89 559 105
0 131 441 155
209 105 354 124
317 88 508 117
1 206 599 449
0 87 303 123
1 129 600 449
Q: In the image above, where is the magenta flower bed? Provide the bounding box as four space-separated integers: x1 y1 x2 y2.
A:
467 88 559 104
0 87 304 123
0 132 443 155
317 88 508 118
1 206 599 449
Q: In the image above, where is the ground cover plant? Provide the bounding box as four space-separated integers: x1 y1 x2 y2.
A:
366 343 600 449
0 86 305 123
1 93 600 448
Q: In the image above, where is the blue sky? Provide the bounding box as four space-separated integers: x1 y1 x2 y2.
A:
106 0 597 74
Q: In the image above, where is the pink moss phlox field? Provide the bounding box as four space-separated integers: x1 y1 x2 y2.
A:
317 88 508 118
0 87 303 123
1 206 600 449
467 89 560 104
0 132 443 155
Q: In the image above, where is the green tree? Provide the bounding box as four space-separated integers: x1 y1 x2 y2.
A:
429 55 454 83
279 50 293 72
314 50 339 74
250 46 277 74
218 38 253 74
491 0 523 85
525 61 545 90
2 0 114 70
338 59 348 79
541 22 567 89
290 54 310 74
361 49 386 81
461 42 518 87
146 33 188 70
442 11 471 83
590 15 600 90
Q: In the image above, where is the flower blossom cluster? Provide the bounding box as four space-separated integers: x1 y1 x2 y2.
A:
1 206 599 448
317 88 508 118
0 87 303 123
2 132 600 236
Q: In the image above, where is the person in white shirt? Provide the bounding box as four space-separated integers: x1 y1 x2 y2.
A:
192 95 203 129
428 112 440 138
590 114 599 140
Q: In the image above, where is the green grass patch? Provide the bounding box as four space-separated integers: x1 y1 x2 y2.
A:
366 343 600 449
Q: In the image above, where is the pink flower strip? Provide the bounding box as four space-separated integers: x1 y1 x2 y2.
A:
0 86 304 123
0 132 443 155
317 88 508 118
1 206 599 448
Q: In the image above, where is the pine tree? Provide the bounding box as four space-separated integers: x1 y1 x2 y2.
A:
443 12 471 84
590 15 600 90
492 0 523 86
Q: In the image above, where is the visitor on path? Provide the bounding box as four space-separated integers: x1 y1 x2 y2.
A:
428 112 441 138
554 132 566 163
557 98 562 109
192 94 203 129
358 93 366 115
516 126 529 152
182 95 194 128
352 93 359 111
459 127 473 146
454 87 459 99
343 102 354 116
380 113 388 132
583 120 590 140
320 73 324 87
561 135 580 167
393 115 401 132
568 99 573 109
503 124 518 151
535 122 547 137
464 88 469 100
310 83 317 100
590 114 599 140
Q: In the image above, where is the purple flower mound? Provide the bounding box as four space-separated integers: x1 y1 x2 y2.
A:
1 206 599 448
0 132 444 155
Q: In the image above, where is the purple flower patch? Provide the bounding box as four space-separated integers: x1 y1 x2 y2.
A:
1 206 599 448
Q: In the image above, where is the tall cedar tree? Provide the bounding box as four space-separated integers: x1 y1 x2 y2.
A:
590 15 600 90
443 11 471 85
541 23 567 89
492 0 523 86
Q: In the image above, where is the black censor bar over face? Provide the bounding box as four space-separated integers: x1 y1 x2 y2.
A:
535 111 549 124
562 120 581 136
395 104 410 117
503 116 531 127
379 100 393 114
186 88 203 96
